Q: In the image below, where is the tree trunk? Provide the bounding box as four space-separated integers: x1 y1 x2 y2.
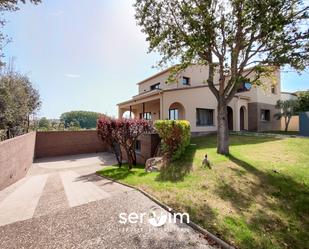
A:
131 148 137 166
26 114 30 133
285 116 291 132
217 100 229 155
111 142 122 167
6 129 9 139
124 147 133 169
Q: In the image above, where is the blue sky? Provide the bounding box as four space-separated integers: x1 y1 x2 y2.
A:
3 0 308 118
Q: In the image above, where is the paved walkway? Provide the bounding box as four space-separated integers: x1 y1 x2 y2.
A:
0 153 217 249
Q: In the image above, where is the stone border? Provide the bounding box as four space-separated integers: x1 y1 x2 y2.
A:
96 172 235 249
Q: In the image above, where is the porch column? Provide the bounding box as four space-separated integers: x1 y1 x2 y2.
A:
118 107 124 119
159 94 163 120
234 97 240 131
129 105 132 119
142 102 145 119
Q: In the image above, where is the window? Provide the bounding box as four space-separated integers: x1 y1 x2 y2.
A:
196 108 214 126
271 85 276 94
237 82 252 92
169 109 179 120
150 83 160 90
143 112 152 120
260 109 270 121
182 77 190 85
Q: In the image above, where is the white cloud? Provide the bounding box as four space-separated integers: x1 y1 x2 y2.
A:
65 73 80 78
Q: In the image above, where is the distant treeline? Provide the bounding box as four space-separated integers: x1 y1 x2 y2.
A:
60 111 103 129
36 111 105 131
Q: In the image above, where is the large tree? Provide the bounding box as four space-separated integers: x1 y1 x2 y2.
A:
296 90 309 112
134 0 309 154
0 70 41 138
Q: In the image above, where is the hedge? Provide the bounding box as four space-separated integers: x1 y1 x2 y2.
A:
154 120 191 160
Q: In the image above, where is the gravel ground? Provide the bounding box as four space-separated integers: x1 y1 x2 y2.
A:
0 153 218 249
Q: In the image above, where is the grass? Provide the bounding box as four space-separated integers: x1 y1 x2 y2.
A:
261 130 300 136
97 134 309 249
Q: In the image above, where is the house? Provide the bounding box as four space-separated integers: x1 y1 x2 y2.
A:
281 92 298 101
118 65 281 134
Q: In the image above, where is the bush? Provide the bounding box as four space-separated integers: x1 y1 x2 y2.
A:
154 120 191 160
97 117 152 169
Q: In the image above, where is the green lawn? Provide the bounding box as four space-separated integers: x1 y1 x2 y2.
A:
261 131 300 136
97 135 309 249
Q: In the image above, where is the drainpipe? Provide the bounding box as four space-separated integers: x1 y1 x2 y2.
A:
142 102 145 119
129 105 132 119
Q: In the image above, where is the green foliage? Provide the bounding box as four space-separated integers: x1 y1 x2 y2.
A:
67 119 81 131
135 0 308 73
274 99 298 131
0 129 5 141
296 91 309 112
38 117 50 130
60 111 102 129
154 120 191 160
36 118 71 132
0 70 41 138
135 0 308 154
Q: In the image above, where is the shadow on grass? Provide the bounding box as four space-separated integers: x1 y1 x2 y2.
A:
214 153 309 248
99 168 136 181
98 164 145 181
214 181 252 211
154 134 280 183
192 134 282 149
155 144 197 182
153 134 281 183
97 134 308 248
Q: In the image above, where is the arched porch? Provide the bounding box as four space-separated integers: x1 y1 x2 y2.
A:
168 102 186 120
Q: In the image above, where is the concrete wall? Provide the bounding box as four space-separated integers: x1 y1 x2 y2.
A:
248 102 281 131
35 131 108 158
0 132 36 191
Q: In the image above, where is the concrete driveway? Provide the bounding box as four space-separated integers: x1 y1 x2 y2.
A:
0 153 217 249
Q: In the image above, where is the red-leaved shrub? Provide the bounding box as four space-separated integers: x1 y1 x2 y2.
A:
97 117 152 169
